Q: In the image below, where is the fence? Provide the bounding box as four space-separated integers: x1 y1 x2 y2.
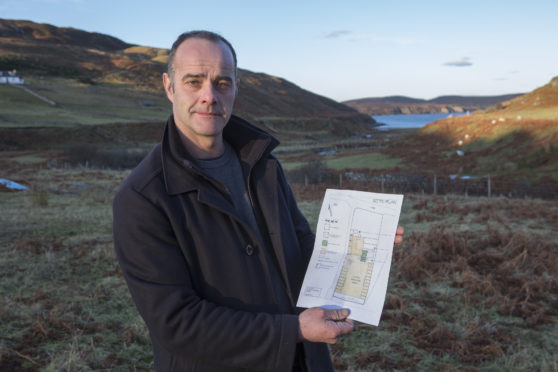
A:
286 171 557 200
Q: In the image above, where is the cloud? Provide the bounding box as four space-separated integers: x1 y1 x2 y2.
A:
443 57 473 67
323 30 352 39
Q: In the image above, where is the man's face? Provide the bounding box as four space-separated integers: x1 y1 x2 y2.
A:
163 38 237 147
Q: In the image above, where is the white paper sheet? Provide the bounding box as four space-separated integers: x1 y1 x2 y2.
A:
296 189 404 326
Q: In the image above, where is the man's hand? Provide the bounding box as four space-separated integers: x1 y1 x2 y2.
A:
394 226 405 244
298 307 354 344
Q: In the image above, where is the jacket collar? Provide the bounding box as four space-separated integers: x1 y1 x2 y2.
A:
161 114 279 196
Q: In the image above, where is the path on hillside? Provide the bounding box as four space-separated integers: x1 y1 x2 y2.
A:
11 84 57 106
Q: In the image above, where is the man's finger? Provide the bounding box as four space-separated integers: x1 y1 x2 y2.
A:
394 225 405 244
327 308 350 321
334 318 355 338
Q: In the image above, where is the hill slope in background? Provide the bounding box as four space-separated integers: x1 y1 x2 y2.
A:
395 76 558 181
344 94 523 115
0 18 132 50
0 18 374 136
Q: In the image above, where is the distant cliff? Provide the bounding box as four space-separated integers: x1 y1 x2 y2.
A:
343 94 524 115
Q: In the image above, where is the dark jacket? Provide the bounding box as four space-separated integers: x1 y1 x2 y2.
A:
113 115 334 372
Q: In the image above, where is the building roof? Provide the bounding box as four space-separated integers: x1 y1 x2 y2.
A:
0 71 20 77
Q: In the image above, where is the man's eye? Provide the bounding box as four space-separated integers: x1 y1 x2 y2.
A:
216 80 232 89
186 80 200 86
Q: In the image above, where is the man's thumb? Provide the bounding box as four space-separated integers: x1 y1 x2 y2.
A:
328 308 350 321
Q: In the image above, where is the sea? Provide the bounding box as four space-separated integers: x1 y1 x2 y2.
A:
372 112 470 130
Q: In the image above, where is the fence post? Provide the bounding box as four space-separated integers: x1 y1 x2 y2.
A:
487 174 491 198
433 174 437 195
304 174 308 186
381 174 385 193
339 173 343 188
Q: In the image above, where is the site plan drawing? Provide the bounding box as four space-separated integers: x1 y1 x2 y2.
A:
296 189 404 326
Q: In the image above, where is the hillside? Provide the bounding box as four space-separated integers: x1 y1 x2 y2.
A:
0 19 132 50
344 94 523 115
0 18 374 137
393 76 558 181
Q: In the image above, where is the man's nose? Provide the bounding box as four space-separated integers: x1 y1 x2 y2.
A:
199 83 217 104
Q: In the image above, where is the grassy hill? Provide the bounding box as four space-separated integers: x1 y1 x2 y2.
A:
396 76 558 181
0 18 374 137
0 18 132 50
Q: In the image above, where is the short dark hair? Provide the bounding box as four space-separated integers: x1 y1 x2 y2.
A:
167 30 237 79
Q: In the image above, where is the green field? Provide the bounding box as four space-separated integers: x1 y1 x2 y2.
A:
1 165 557 371
325 152 402 170
0 77 170 127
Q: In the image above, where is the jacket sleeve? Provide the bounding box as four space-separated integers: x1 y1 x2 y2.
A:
113 184 299 371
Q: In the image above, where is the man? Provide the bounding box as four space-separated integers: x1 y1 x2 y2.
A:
113 30 404 371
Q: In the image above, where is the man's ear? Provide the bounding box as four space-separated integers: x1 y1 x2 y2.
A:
235 77 240 95
162 73 174 103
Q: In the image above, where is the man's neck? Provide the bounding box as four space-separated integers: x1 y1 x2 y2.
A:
178 131 225 159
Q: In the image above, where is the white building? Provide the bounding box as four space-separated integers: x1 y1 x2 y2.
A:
0 70 24 84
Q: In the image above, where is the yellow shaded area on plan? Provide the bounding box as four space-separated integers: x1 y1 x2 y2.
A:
334 235 374 303
348 233 364 255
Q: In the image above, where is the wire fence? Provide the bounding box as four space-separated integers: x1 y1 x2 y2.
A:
286 171 558 200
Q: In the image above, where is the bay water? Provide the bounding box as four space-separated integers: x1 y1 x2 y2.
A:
372 112 470 130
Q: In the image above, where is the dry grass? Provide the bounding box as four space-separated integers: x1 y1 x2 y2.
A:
1 166 557 371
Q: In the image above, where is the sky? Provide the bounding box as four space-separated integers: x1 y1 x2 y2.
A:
1 0 557 102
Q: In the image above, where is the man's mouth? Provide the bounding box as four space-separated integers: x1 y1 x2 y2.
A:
193 111 224 118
